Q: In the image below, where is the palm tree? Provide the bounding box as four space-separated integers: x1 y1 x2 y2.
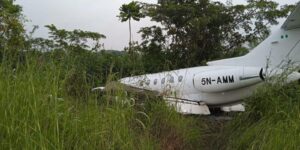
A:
118 1 144 51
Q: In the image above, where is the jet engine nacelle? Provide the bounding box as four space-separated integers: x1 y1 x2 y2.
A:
193 67 264 93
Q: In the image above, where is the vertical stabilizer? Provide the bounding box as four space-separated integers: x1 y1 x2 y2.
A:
208 3 300 69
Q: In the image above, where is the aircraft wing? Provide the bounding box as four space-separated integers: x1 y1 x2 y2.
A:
281 3 300 30
165 97 246 115
164 97 211 115
92 81 160 98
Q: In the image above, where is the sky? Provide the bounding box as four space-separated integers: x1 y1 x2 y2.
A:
15 0 299 50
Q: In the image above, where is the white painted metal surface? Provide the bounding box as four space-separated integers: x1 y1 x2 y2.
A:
193 67 263 93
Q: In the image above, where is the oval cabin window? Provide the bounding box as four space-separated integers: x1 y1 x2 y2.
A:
169 76 174 83
154 79 158 85
161 78 165 84
178 76 183 82
145 79 150 86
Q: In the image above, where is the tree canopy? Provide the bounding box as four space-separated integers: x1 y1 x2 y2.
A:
137 0 295 70
118 1 145 51
0 0 25 61
44 24 106 52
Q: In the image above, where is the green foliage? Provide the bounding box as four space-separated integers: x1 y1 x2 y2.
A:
1 1 299 149
138 26 170 72
222 83 300 150
63 68 90 100
118 1 144 22
118 1 145 51
0 55 204 149
138 0 295 68
145 100 203 150
26 25 144 87
45 24 106 52
0 0 25 62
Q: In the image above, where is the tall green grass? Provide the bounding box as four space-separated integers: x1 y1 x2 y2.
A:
0 55 203 149
222 82 300 150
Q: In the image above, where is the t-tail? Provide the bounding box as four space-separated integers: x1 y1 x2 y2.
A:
208 3 300 71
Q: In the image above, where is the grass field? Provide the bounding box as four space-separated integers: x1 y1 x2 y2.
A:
220 82 300 150
1 55 300 149
0 56 203 149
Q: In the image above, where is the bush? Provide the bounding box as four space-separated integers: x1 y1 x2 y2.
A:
223 83 300 150
63 67 90 100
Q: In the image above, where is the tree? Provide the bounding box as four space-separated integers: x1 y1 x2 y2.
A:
118 1 144 51
138 0 295 69
0 0 25 62
44 24 106 53
139 26 168 72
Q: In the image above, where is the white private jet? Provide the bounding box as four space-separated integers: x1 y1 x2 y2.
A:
98 3 300 115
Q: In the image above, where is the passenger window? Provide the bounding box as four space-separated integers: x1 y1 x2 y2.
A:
139 81 144 87
178 76 183 82
169 76 174 83
161 78 165 84
154 79 158 85
145 80 150 86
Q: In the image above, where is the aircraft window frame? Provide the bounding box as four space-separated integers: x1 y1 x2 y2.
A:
178 75 183 82
154 79 158 85
161 78 165 84
145 79 150 86
139 81 144 87
169 76 175 83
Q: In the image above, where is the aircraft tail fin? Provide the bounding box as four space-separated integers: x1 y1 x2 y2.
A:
208 3 300 69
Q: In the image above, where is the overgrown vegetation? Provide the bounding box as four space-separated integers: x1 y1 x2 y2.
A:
1 0 300 149
0 54 205 149
136 0 295 69
217 83 300 150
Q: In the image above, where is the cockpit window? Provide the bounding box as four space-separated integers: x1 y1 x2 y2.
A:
154 79 158 85
161 78 165 84
178 75 183 82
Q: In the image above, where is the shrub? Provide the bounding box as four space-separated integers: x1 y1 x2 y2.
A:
63 67 90 100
